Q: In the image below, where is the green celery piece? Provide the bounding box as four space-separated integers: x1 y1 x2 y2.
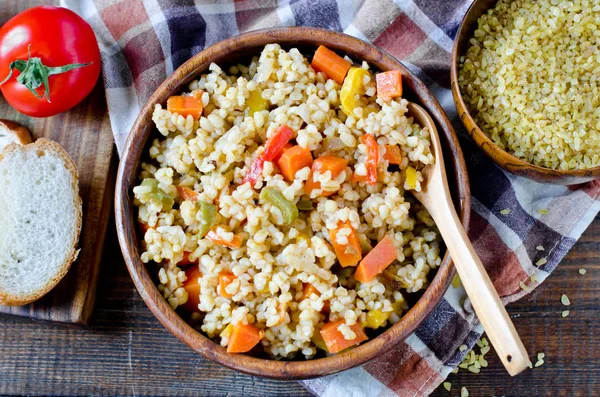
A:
141 178 159 189
141 178 173 210
197 201 218 237
260 187 298 225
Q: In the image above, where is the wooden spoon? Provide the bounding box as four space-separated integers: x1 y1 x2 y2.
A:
407 102 529 376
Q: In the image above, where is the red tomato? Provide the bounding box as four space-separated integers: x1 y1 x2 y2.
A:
0 6 101 117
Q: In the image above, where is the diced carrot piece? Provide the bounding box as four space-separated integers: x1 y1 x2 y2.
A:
277 145 314 181
304 155 348 196
273 142 293 163
354 235 398 283
376 71 403 100
181 266 202 312
167 95 204 119
311 45 351 85
302 283 321 300
179 251 198 266
350 170 367 183
301 283 329 312
320 319 368 354
227 323 264 353
330 221 362 267
360 134 379 185
206 230 243 249
177 186 199 201
219 271 237 298
384 144 402 164
304 175 331 197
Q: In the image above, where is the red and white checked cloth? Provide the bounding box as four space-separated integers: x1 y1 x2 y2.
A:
63 0 600 395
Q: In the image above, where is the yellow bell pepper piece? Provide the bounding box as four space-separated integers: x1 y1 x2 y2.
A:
220 323 234 339
392 299 405 313
405 166 418 190
365 309 391 329
247 88 268 115
340 67 369 117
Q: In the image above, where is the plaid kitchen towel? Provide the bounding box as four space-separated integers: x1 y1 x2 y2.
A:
63 0 600 395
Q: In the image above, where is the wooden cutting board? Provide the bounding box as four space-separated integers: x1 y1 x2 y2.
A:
0 78 115 324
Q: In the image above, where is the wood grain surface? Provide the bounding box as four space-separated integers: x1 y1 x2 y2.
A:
1 1 599 396
0 0 115 324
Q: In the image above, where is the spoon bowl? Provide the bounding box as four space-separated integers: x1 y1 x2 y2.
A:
407 102 529 376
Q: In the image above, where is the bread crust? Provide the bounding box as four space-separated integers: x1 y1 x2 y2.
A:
0 119 33 147
0 138 82 306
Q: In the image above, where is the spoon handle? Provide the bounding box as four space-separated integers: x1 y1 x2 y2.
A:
431 203 529 376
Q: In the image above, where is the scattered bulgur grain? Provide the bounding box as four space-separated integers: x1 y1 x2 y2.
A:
562 310 570 318
537 209 550 215
535 246 544 251
579 269 587 275
461 386 469 397
534 352 545 367
455 337 492 375
499 208 510 215
443 382 451 391
519 281 532 293
536 258 547 266
478 355 488 367
561 294 571 306
530 274 538 283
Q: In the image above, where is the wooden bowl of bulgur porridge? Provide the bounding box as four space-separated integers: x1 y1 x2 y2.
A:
115 27 471 379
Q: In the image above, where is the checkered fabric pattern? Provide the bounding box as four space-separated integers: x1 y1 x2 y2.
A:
63 0 600 395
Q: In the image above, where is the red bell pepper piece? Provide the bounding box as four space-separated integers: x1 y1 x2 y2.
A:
361 134 379 185
243 125 295 186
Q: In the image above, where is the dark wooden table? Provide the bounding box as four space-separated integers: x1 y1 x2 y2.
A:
1 1 599 396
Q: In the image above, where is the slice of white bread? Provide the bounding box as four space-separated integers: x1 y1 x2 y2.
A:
0 138 82 306
0 119 32 152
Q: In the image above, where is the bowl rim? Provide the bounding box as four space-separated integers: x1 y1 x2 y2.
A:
450 0 600 183
115 26 471 379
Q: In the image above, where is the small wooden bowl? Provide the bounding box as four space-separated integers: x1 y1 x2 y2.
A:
451 0 600 185
115 27 471 379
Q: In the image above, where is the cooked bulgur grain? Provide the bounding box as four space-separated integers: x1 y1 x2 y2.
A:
133 44 439 358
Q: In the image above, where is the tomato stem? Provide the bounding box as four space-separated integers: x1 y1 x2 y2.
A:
0 45 91 103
